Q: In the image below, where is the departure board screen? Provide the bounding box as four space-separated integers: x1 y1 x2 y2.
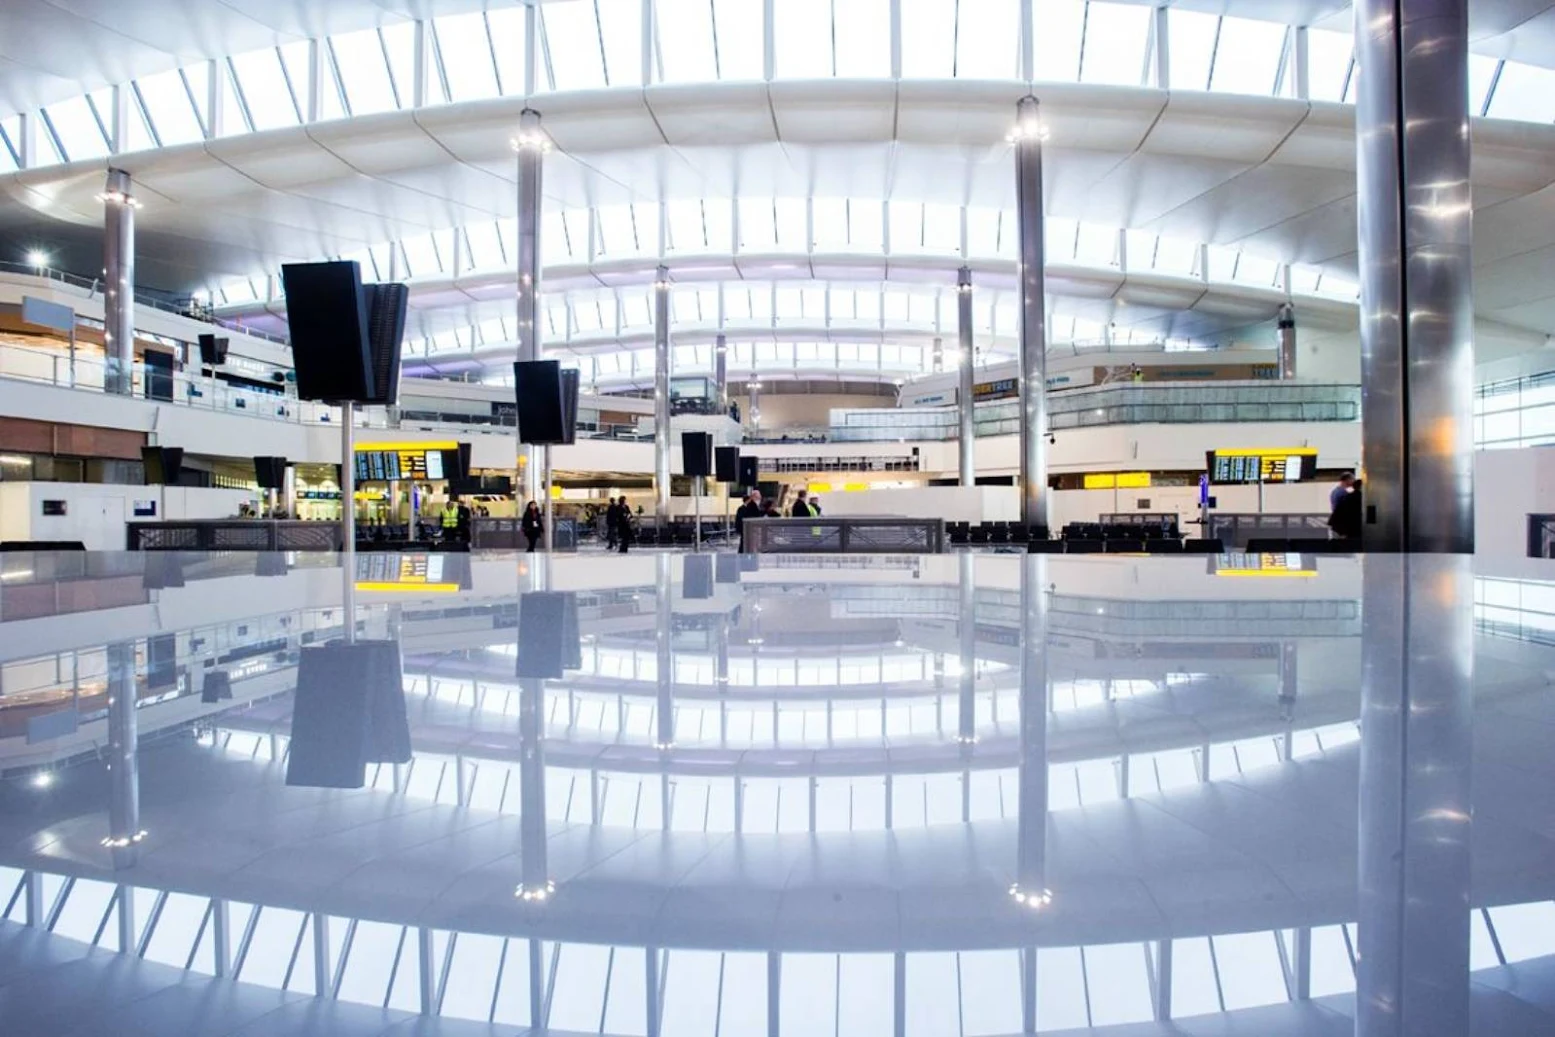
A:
354 444 459 483
1206 450 1318 485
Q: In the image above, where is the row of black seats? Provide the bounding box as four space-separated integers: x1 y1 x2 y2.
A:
1025 538 1224 554
1245 538 1360 553
1061 522 1180 541
947 522 1052 545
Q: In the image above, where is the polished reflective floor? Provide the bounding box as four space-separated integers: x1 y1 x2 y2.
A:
2 550 1555 1036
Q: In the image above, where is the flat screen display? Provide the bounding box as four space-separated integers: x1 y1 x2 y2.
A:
1207 450 1318 485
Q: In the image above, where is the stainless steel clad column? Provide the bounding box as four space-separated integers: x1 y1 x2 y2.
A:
957 553 977 744
1354 0 1474 552
654 266 672 527
102 169 136 396
1013 555 1049 906
1277 302 1298 380
1357 555 1473 1037
655 553 675 750
715 335 729 413
515 108 545 505
1013 98 1049 529
957 267 976 487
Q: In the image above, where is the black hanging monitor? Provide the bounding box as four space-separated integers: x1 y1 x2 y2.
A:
559 367 581 445
682 432 714 477
361 282 408 405
197 333 228 366
281 261 373 403
254 456 288 490
513 360 567 444
714 446 740 483
141 446 184 486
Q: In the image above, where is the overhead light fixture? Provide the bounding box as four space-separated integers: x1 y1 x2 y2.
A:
25 249 49 268
1004 123 1051 144
30 771 54 789
1009 884 1052 909
96 189 142 208
514 879 556 902
510 131 552 153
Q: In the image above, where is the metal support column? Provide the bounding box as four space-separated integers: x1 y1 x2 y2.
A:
957 553 977 745
1354 0 1474 553
1152 939 1172 1020
1357 555 1473 1037
1013 98 1049 529
517 667 552 903
655 553 675 749
715 335 729 412
957 267 976 487
749 377 761 432
102 169 136 396
1277 302 1298 379
515 109 546 506
1012 556 1049 907
105 640 141 868
654 265 672 526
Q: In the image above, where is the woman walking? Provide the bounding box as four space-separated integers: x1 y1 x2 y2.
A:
521 500 544 553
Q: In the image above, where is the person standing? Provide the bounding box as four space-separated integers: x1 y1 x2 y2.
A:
1328 478 1363 541
1329 471 1356 512
521 500 543 553
809 496 822 515
440 499 460 542
790 490 815 518
605 496 620 550
615 498 635 554
735 491 763 553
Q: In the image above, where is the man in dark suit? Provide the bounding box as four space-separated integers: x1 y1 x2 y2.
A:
735 492 764 553
790 490 815 518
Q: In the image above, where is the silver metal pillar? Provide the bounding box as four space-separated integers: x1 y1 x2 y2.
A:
957 553 977 745
655 553 674 749
102 169 136 396
341 401 357 619
715 335 729 412
749 377 761 432
105 640 141 868
957 267 976 487
1357 555 1473 1037
1012 556 1049 908
1354 0 1474 553
1277 302 1298 380
654 265 672 526
515 108 545 506
517 671 550 900
1013 98 1049 529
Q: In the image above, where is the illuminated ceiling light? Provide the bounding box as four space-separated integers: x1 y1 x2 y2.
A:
95 189 142 208
1004 123 1051 144
514 879 556 902
1008 884 1052 910
30 771 54 789
510 131 553 153
25 249 49 268
100 831 148 849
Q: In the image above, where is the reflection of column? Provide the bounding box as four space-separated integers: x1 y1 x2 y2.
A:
1355 0 1474 552
516 674 552 902
102 169 136 396
105 640 141 868
515 108 546 505
654 266 672 526
714 335 729 413
957 267 976 487
957 553 977 745
656 553 675 750
1357 555 1473 1037
1011 556 1049 905
1012 98 1049 529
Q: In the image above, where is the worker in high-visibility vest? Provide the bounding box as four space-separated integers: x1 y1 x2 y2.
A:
440 500 460 539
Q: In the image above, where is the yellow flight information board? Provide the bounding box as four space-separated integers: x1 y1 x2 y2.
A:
1206 448 1317 485
355 553 462 592
1082 472 1152 490
354 441 457 483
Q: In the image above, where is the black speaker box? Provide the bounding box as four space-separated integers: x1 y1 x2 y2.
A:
254 456 288 490
141 446 185 486
361 282 408 405
514 360 567 444
281 261 372 403
682 432 714 478
738 456 759 489
683 554 713 600
197 333 229 366
715 446 740 483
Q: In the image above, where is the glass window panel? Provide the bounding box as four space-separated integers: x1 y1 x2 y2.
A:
775 0 834 79
1168 10 1218 91
1035 0 1085 81
51 878 116 943
901 0 957 78
1213 930 1289 1009
1305 28 1352 104
400 233 440 276
780 954 836 1035
597 0 642 86
436 12 501 102
1309 925 1356 997
378 23 421 105
490 939 535 1025
1488 902 1555 962
1468 54 1498 114
838 954 893 1037
386 928 439 1011
1074 222 1118 265
1487 62 1555 124
466 221 506 270
488 7 528 95
601 946 648 1033
142 892 209 968
738 197 778 250
543 1 607 90
333 29 399 114
1081 1 1149 86
923 203 960 252
231 49 300 130
661 949 722 1036
656 0 717 82
1171 937 1222 1017
1085 943 1153 1025
666 199 705 251
774 197 807 250
907 952 960 1035
836 0 891 77
1209 17 1286 96
137 68 205 145
279 40 340 120
959 949 1022 1035
338 920 402 1004
44 96 109 161
440 932 503 1020
846 199 884 249
966 206 1004 257
957 0 1019 79
1036 947 1089 1030
812 196 848 248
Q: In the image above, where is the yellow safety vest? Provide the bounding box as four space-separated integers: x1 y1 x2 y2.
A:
441 508 459 529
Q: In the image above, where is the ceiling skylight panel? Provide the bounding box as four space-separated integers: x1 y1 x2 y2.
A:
621 287 653 326
738 197 778 249
775 0 834 78
574 294 605 331
1305 28 1352 103
435 13 501 101
922 203 961 253
773 198 807 250
1153 234 1198 274
749 282 774 321
1168 9 1218 91
1487 62 1555 123
1234 253 1279 286
486 7 528 95
702 198 733 250
672 285 702 321
0 118 21 172
774 286 805 320
595 204 642 256
665 199 705 252
655 0 718 82
215 61 249 136
1079 2 1150 87
400 234 440 277
332 29 400 114
1034 0 1084 82
542 1 608 90
965 206 1005 258
713 0 765 79
231 49 301 129
378 23 423 105
597 0 643 85
956 0 1020 79
801 286 826 317
1046 216 1079 261
136 68 205 146
464 222 506 271
836 0 891 77
1074 222 1118 265
43 96 108 161
1468 55 1498 115
848 199 884 250
279 40 342 120
812 197 849 248
1208 16 1285 96
900 0 957 78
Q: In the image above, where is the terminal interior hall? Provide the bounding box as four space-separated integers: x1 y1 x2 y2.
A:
1 1 1555 1035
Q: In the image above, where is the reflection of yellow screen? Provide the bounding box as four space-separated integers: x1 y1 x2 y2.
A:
1082 472 1151 489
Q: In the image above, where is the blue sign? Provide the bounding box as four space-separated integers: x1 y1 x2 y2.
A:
1198 474 1210 506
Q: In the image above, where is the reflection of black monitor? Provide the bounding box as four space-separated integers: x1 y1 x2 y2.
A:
517 592 581 679
286 641 409 789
